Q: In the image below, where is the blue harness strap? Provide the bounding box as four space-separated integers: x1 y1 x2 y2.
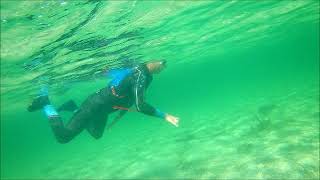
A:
107 68 133 87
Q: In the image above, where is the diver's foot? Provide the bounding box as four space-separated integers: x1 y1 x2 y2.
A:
57 100 78 112
27 95 50 112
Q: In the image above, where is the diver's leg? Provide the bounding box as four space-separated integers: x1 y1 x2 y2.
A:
57 99 78 112
28 86 88 143
45 104 89 144
48 114 88 144
86 116 108 139
85 89 116 139
53 92 111 142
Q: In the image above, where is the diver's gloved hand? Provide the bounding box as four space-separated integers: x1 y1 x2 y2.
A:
165 114 180 127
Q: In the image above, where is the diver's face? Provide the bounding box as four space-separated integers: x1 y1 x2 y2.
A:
151 62 166 74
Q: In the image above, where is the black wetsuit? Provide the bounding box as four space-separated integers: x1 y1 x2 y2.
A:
49 64 163 143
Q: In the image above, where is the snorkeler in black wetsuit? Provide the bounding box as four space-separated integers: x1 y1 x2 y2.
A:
27 60 179 144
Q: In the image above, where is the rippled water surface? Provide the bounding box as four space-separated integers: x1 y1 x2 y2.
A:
1 0 319 179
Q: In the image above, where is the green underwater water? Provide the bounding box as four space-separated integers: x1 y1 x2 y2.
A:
1 0 319 179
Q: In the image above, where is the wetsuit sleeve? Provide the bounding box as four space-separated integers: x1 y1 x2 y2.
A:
133 69 165 119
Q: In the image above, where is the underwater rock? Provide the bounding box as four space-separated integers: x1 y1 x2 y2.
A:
250 104 277 132
258 104 277 116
